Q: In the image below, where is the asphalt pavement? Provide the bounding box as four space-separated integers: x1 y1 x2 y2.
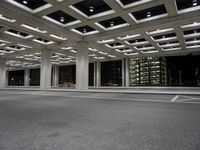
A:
0 90 200 150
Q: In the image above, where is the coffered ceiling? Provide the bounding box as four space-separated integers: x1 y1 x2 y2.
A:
0 0 200 68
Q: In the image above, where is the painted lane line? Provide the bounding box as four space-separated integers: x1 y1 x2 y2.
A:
176 98 200 102
179 95 200 100
171 95 180 102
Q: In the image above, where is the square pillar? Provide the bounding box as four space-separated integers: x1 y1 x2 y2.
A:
125 57 130 87
52 65 59 87
122 58 125 87
40 50 52 89
0 58 6 88
95 61 101 87
76 41 89 90
24 68 30 87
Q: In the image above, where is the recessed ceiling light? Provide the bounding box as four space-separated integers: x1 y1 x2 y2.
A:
89 6 94 12
60 17 64 22
110 21 114 27
147 11 151 18
193 0 197 6
83 28 87 33
23 0 28 4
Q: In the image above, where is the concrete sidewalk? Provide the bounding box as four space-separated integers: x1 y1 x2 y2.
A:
1 86 200 95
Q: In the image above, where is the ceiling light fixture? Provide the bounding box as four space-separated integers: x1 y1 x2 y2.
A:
83 28 87 33
89 6 94 12
60 17 64 22
193 0 198 6
23 0 28 4
147 11 151 18
110 21 114 27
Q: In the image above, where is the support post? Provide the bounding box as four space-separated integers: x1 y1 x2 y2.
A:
52 66 59 87
40 50 52 89
24 68 30 87
76 41 89 90
96 61 101 87
122 59 125 87
125 57 130 87
0 58 6 88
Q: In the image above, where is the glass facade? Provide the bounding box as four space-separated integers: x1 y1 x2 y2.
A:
101 60 122 86
8 70 24 86
59 65 76 87
58 63 94 87
89 63 94 86
166 56 200 87
129 57 167 86
29 68 40 86
6 56 200 87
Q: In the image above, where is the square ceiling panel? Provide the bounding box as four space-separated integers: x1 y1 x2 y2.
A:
126 38 148 45
186 43 200 49
44 10 80 27
95 16 129 30
4 29 33 39
152 33 177 42
135 44 154 50
176 0 200 13
116 0 152 9
116 48 133 53
162 46 181 51
6 45 25 51
71 25 99 36
129 5 167 23
183 28 200 38
69 0 115 19
105 42 125 48
185 37 200 44
183 28 200 35
33 38 54 45
158 40 180 48
7 0 52 13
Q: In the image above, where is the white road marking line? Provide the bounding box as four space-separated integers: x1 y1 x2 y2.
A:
172 95 200 102
171 95 180 102
179 95 200 100
176 98 200 102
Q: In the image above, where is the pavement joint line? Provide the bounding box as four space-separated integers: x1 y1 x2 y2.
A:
170 95 180 102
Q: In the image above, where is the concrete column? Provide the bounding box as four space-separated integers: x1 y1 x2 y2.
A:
125 57 130 87
40 50 52 89
52 66 59 87
96 61 101 87
122 59 125 87
94 62 96 87
5 71 8 86
0 58 6 88
24 68 30 87
76 41 89 90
